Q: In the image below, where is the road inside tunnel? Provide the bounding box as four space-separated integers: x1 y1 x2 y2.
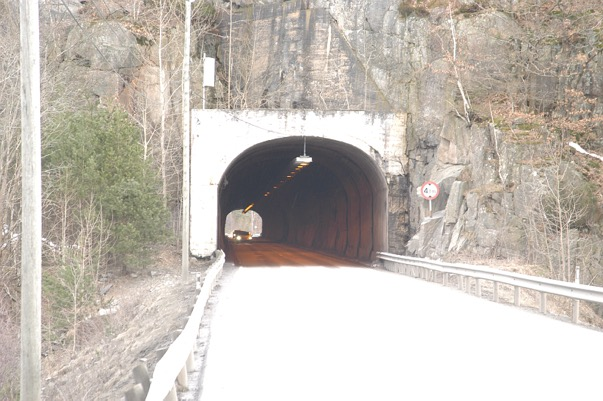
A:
224 239 367 267
217 137 388 262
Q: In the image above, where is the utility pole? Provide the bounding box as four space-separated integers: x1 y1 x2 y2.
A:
228 0 232 107
181 0 194 281
20 0 42 399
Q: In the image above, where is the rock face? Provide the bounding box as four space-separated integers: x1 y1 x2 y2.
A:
65 22 142 71
42 0 603 269
215 1 391 111
214 0 532 257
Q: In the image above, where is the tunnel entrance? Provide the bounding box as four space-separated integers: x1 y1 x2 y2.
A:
217 137 388 261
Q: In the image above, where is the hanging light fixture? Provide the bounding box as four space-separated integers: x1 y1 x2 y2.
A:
295 136 312 165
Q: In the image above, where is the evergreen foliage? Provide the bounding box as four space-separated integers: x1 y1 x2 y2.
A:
44 108 170 269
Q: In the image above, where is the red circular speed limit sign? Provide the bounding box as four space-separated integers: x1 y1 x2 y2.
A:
420 181 440 200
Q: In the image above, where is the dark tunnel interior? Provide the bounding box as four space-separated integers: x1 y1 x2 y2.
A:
217 137 388 262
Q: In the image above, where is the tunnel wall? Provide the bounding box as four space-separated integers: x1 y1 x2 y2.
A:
190 109 407 258
268 168 380 261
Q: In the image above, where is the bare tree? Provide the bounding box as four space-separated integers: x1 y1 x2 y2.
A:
0 4 23 396
522 143 597 281
446 3 473 126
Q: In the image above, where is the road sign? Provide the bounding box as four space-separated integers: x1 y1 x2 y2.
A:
420 181 440 200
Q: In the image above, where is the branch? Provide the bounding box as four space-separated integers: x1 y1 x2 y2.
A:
448 4 472 127
568 142 603 162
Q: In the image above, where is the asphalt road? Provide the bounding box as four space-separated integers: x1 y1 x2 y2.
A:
198 242 603 401
225 239 366 267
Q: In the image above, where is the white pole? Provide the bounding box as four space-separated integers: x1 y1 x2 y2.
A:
20 0 42 399
228 0 232 107
573 266 581 323
202 55 215 110
181 0 193 281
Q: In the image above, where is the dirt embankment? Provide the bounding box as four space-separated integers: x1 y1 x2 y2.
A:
42 255 211 401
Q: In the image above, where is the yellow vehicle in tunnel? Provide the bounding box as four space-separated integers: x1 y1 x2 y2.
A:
232 230 252 241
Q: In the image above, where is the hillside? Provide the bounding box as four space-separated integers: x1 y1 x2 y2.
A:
41 251 211 400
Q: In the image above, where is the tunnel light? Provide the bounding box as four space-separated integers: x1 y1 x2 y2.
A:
294 155 313 165
243 203 254 214
294 136 313 165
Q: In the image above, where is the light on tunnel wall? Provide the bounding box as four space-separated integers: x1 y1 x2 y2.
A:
243 203 255 214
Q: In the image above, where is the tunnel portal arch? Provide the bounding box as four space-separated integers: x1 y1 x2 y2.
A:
190 109 407 260
218 137 388 260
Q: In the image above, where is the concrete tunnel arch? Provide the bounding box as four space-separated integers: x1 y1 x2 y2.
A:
189 109 406 259
217 137 388 261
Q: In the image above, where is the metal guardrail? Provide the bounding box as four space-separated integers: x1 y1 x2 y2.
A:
377 252 603 324
137 250 224 401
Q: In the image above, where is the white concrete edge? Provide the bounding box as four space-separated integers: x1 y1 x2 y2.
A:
145 251 225 401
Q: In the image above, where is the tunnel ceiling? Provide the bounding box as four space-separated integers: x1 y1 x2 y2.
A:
221 137 369 212
219 137 388 261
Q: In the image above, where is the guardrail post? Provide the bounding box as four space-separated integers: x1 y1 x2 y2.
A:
457 275 463 290
177 363 188 390
476 279 481 297
125 384 145 401
132 363 150 396
514 287 520 307
540 292 547 314
573 266 580 324
493 281 499 302
166 385 178 401
186 350 194 372
443 273 448 286
465 277 471 294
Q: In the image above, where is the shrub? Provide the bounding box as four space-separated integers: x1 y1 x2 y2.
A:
398 1 430 18
43 108 170 270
